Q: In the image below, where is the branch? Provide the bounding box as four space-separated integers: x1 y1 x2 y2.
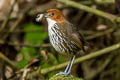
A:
57 0 117 22
85 28 114 40
80 0 114 5
0 52 17 68
0 40 50 48
27 42 120 78
49 75 83 80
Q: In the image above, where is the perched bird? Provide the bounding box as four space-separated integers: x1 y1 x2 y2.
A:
36 9 87 76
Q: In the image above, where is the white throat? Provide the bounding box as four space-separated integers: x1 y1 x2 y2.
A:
46 18 56 27
46 18 62 53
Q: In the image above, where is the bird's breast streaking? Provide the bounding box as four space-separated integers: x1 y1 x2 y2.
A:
47 18 79 54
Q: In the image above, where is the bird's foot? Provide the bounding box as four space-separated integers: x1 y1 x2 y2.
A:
56 72 73 77
56 72 69 76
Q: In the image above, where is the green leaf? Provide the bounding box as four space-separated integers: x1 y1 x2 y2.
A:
17 59 28 68
58 56 64 63
18 47 38 68
24 23 48 44
48 53 58 65
20 47 37 60
17 23 48 68
41 63 52 69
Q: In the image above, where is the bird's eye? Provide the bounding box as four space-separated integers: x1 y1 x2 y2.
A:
51 12 54 16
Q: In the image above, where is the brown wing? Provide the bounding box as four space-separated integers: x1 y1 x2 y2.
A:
56 22 86 51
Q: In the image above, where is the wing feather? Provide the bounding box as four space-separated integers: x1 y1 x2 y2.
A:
56 22 86 51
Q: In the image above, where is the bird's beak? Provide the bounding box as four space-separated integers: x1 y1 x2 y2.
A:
44 13 49 18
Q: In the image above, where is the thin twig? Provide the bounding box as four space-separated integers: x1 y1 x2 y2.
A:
85 28 115 40
79 0 114 5
1 30 45 33
0 52 17 68
0 40 50 48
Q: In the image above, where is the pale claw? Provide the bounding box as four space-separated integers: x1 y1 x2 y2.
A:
56 72 73 77
56 72 69 76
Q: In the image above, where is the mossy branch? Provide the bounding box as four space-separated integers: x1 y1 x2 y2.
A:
57 0 117 22
49 75 83 80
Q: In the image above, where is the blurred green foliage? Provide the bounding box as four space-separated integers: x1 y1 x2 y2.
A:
17 23 48 68
24 23 48 44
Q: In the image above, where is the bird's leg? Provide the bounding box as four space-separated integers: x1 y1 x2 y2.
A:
64 55 76 74
56 55 76 76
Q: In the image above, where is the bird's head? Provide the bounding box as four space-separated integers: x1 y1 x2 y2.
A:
45 9 66 23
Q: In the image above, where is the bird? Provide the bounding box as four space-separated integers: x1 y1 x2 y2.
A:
36 9 87 76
